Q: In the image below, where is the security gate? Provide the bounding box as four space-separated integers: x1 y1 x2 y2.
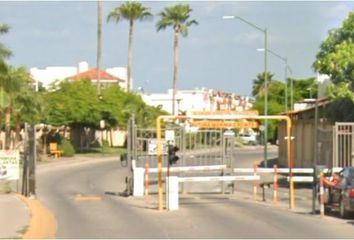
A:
333 122 354 167
128 117 229 169
126 117 232 194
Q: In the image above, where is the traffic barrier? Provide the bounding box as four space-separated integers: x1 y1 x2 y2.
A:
234 167 315 205
148 164 227 173
319 172 325 217
286 176 314 182
140 165 227 196
253 162 258 200
179 175 260 182
166 175 260 210
273 164 278 203
233 168 314 174
144 163 149 197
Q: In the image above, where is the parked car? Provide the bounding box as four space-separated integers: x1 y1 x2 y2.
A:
238 133 257 145
323 167 354 218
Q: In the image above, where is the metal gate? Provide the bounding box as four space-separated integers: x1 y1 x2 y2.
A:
333 122 354 167
126 116 234 193
128 118 230 169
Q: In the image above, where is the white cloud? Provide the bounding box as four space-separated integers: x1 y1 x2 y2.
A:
323 3 353 19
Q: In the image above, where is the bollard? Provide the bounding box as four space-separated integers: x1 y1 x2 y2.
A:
253 162 258 201
273 164 278 203
144 163 149 197
166 176 179 211
319 172 325 217
133 167 145 197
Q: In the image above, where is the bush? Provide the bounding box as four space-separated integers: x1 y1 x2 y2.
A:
59 139 75 157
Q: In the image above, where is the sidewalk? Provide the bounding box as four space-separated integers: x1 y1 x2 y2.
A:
0 154 115 239
0 193 29 239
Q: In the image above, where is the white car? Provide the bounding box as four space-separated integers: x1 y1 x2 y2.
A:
239 133 257 145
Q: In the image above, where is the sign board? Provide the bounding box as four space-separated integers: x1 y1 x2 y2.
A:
190 120 259 129
147 139 168 155
0 150 20 180
165 130 175 142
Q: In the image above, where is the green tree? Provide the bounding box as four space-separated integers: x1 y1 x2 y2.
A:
44 79 101 127
252 75 317 142
107 1 153 92
100 86 167 128
96 0 103 95
290 77 317 101
313 12 354 87
156 4 198 115
252 71 274 97
0 66 31 148
323 82 354 122
0 24 11 71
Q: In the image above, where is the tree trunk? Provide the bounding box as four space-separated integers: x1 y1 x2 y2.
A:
14 113 20 148
96 0 102 95
172 30 179 115
127 20 134 92
5 106 11 149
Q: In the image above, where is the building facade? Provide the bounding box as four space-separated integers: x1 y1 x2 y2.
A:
141 88 254 115
30 61 128 91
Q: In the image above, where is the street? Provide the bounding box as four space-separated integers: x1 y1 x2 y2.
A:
36 150 354 238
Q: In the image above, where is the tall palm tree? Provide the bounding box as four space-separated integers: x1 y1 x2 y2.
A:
96 0 103 95
107 1 152 92
156 4 198 115
0 24 11 80
0 66 29 149
252 71 274 97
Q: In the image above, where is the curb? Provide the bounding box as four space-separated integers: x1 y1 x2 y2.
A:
16 194 57 239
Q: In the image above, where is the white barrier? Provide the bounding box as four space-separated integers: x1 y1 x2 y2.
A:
164 174 259 210
149 164 227 173
179 175 260 182
287 176 314 182
233 167 314 174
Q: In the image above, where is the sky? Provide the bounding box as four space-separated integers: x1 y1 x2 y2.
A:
0 1 353 96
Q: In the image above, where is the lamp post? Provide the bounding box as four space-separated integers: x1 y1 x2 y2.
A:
257 48 292 112
223 15 269 167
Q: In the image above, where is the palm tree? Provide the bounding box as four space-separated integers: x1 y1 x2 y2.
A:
96 0 103 95
107 1 152 92
0 24 11 75
252 71 274 97
156 4 198 115
0 66 29 149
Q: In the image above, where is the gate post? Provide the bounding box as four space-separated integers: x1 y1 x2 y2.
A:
222 130 235 194
126 115 135 195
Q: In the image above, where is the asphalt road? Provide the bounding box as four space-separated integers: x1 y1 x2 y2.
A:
36 155 354 239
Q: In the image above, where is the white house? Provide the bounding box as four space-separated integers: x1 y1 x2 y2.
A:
141 88 254 115
30 61 128 91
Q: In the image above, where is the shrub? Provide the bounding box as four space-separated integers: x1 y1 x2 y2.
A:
59 139 75 157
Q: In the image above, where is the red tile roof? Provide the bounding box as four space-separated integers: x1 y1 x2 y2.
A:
67 68 123 81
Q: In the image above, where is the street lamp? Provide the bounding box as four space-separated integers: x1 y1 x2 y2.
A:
223 15 269 167
257 48 292 112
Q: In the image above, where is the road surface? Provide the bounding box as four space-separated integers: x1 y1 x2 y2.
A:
36 155 354 239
